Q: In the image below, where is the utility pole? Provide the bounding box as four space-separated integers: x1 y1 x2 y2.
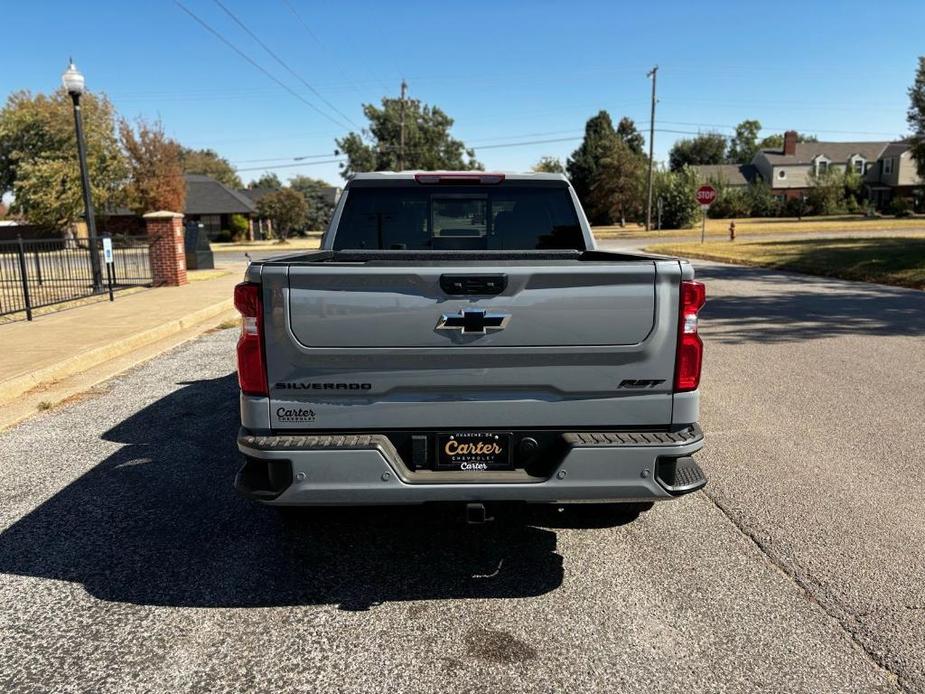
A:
645 65 658 231
398 79 407 171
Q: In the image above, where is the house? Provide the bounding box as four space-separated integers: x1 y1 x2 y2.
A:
863 141 923 209
752 131 889 200
184 174 258 240
693 164 760 188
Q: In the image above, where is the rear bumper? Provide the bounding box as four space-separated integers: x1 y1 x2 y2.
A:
236 426 706 506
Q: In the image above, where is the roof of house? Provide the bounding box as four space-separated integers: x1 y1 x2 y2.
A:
879 142 911 159
759 141 890 166
185 174 256 215
692 163 759 186
238 187 275 204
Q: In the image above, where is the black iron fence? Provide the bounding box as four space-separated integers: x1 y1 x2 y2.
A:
0 235 154 321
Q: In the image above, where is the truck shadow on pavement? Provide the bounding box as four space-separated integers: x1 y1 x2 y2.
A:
696 264 925 344
0 375 640 610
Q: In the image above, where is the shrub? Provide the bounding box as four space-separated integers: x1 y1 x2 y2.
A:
654 167 700 229
889 197 912 217
747 182 781 217
708 186 751 218
214 229 233 243
229 213 250 241
781 197 806 217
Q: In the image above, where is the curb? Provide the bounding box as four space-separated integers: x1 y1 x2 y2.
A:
0 299 234 408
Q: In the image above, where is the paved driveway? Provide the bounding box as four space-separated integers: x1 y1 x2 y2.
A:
0 260 921 693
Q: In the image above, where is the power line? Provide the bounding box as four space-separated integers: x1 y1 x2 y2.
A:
234 158 345 173
173 0 350 131
211 0 361 130
280 0 391 95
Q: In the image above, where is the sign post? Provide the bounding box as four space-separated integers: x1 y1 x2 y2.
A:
695 185 716 244
101 236 115 301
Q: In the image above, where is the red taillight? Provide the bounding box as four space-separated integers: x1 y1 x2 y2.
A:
234 282 268 397
674 280 706 392
414 173 505 185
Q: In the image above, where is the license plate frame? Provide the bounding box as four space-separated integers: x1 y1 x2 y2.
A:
436 432 513 471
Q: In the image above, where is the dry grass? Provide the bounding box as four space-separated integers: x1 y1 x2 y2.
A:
646 237 925 290
594 215 925 239
211 235 323 253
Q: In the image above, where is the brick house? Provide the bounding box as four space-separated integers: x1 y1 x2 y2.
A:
183 174 259 240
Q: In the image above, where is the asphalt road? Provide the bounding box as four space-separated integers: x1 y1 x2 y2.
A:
0 260 922 693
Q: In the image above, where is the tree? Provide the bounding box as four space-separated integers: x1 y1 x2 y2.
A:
336 96 480 177
806 168 847 215
119 118 185 214
653 166 700 229
907 56 925 179
758 131 818 150
256 187 308 241
0 89 126 229
289 175 337 230
532 156 565 173
589 139 646 227
180 147 242 188
616 117 645 155
727 119 762 164
567 111 620 223
668 133 727 171
247 172 282 190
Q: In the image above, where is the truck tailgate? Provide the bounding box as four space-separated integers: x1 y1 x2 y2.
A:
260 259 681 430
286 263 655 348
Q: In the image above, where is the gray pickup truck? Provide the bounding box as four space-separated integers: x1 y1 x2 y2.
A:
233 172 706 519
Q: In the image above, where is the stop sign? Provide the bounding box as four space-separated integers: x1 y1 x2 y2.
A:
696 185 717 206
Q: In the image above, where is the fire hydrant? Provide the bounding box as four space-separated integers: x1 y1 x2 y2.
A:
729 220 736 241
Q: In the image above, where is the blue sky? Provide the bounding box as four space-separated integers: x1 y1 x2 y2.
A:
3 0 923 187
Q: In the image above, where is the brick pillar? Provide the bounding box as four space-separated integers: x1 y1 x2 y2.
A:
143 210 188 286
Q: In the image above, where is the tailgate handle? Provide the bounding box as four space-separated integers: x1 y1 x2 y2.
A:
440 274 507 295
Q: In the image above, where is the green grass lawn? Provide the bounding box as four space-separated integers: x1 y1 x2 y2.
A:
646 237 925 290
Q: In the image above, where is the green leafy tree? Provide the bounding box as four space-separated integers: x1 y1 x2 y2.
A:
806 168 847 215
747 181 781 218
567 111 620 224
706 181 751 219
758 131 818 150
119 117 185 214
616 117 645 155
257 187 308 241
668 133 727 171
228 213 250 240
289 175 337 230
0 89 126 229
907 56 925 179
654 166 700 229
180 147 242 188
247 172 282 190
727 119 762 164
336 96 480 177
532 156 565 173
590 139 646 227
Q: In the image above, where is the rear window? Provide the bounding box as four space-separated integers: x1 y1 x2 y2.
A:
332 185 584 251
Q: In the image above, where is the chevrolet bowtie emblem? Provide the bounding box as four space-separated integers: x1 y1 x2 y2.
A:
436 308 510 335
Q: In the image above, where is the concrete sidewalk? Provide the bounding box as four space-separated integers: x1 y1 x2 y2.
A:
0 264 243 424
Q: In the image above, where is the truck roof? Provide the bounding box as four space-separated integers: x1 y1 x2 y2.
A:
347 171 569 183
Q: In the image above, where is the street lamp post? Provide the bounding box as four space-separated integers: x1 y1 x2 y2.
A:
62 60 103 292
